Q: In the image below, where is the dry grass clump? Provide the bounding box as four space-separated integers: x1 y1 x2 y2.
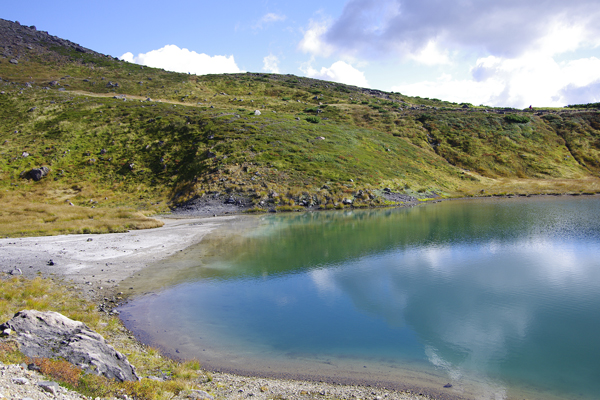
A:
0 199 163 238
460 177 600 197
0 276 211 400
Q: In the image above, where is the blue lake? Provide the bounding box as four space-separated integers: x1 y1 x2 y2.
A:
119 196 600 399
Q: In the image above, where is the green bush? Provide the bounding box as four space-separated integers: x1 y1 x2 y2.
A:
305 116 320 124
505 114 530 124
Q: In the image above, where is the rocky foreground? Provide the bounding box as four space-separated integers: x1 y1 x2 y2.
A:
0 311 438 400
0 361 436 400
0 362 88 400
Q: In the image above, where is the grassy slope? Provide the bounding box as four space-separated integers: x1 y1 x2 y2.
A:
1 20 600 236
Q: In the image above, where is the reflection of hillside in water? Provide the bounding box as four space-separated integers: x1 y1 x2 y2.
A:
126 196 599 293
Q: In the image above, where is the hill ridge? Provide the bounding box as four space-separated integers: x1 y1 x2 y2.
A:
1 17 600 236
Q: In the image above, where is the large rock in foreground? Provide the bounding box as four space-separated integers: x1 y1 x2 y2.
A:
0 310 139 382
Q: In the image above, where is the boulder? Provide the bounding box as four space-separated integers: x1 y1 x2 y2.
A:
0 310 139 382
28 166 50 181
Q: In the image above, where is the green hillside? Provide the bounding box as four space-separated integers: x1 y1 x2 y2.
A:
1 18 599 236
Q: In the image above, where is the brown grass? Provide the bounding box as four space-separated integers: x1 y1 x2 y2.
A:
459 177 600 196
0 199 163 237
29 358 82 386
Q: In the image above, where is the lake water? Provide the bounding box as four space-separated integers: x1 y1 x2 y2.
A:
119 196 600 400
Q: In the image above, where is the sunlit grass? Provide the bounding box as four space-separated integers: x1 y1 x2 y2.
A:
0 196 163 238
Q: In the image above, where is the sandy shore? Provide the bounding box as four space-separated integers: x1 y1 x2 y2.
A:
0 215 235 300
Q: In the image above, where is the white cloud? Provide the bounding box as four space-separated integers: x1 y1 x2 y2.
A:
262 54 280 73
324 0 600 59
407 40 451 66
120 45 242 75
298 18 336 58
392 56 600 108
255 13 287 29
301 60 369 87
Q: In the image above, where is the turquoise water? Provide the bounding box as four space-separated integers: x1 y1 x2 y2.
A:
120 197 600 399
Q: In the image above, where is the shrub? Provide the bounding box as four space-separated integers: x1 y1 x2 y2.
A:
305 116 320 124
505 114 530 124
417 114 435 123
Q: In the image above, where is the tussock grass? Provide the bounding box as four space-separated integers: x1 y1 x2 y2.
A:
0 196 163 237
0 276 210 400
460 177 600 196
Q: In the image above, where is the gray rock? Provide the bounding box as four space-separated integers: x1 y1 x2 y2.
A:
254 110 261 116
10 268 22 276
9 59 18 65
38 381 59 395
0 310 139 381
28 166 50 181
12 377 29 385
188 390 214 400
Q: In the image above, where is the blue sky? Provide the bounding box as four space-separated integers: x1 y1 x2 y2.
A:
4 0 600 108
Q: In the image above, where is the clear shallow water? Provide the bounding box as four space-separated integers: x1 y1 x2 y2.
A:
120 197 600 399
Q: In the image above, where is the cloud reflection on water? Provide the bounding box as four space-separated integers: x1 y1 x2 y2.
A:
308 233 600 395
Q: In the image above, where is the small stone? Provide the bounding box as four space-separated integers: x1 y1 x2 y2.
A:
10 268 22 276
188 390 214 400
38 381 59 395
12 377 29 385
254 110 261 116
27 363 40 371
9 59 18 65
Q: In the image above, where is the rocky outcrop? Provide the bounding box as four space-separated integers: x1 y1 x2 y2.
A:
0 310 139 382
28 166 50 181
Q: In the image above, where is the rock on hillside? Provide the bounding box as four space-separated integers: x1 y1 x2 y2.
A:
0 310 139 382
0 18 114 63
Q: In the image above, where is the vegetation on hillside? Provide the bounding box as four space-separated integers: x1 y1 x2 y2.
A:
1 18 600 236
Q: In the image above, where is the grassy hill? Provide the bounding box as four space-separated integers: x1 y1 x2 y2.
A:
1 18 600 236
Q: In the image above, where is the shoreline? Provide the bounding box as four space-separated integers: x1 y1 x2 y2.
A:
0 211 446 399
3 195 595 399
0 208 453 399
